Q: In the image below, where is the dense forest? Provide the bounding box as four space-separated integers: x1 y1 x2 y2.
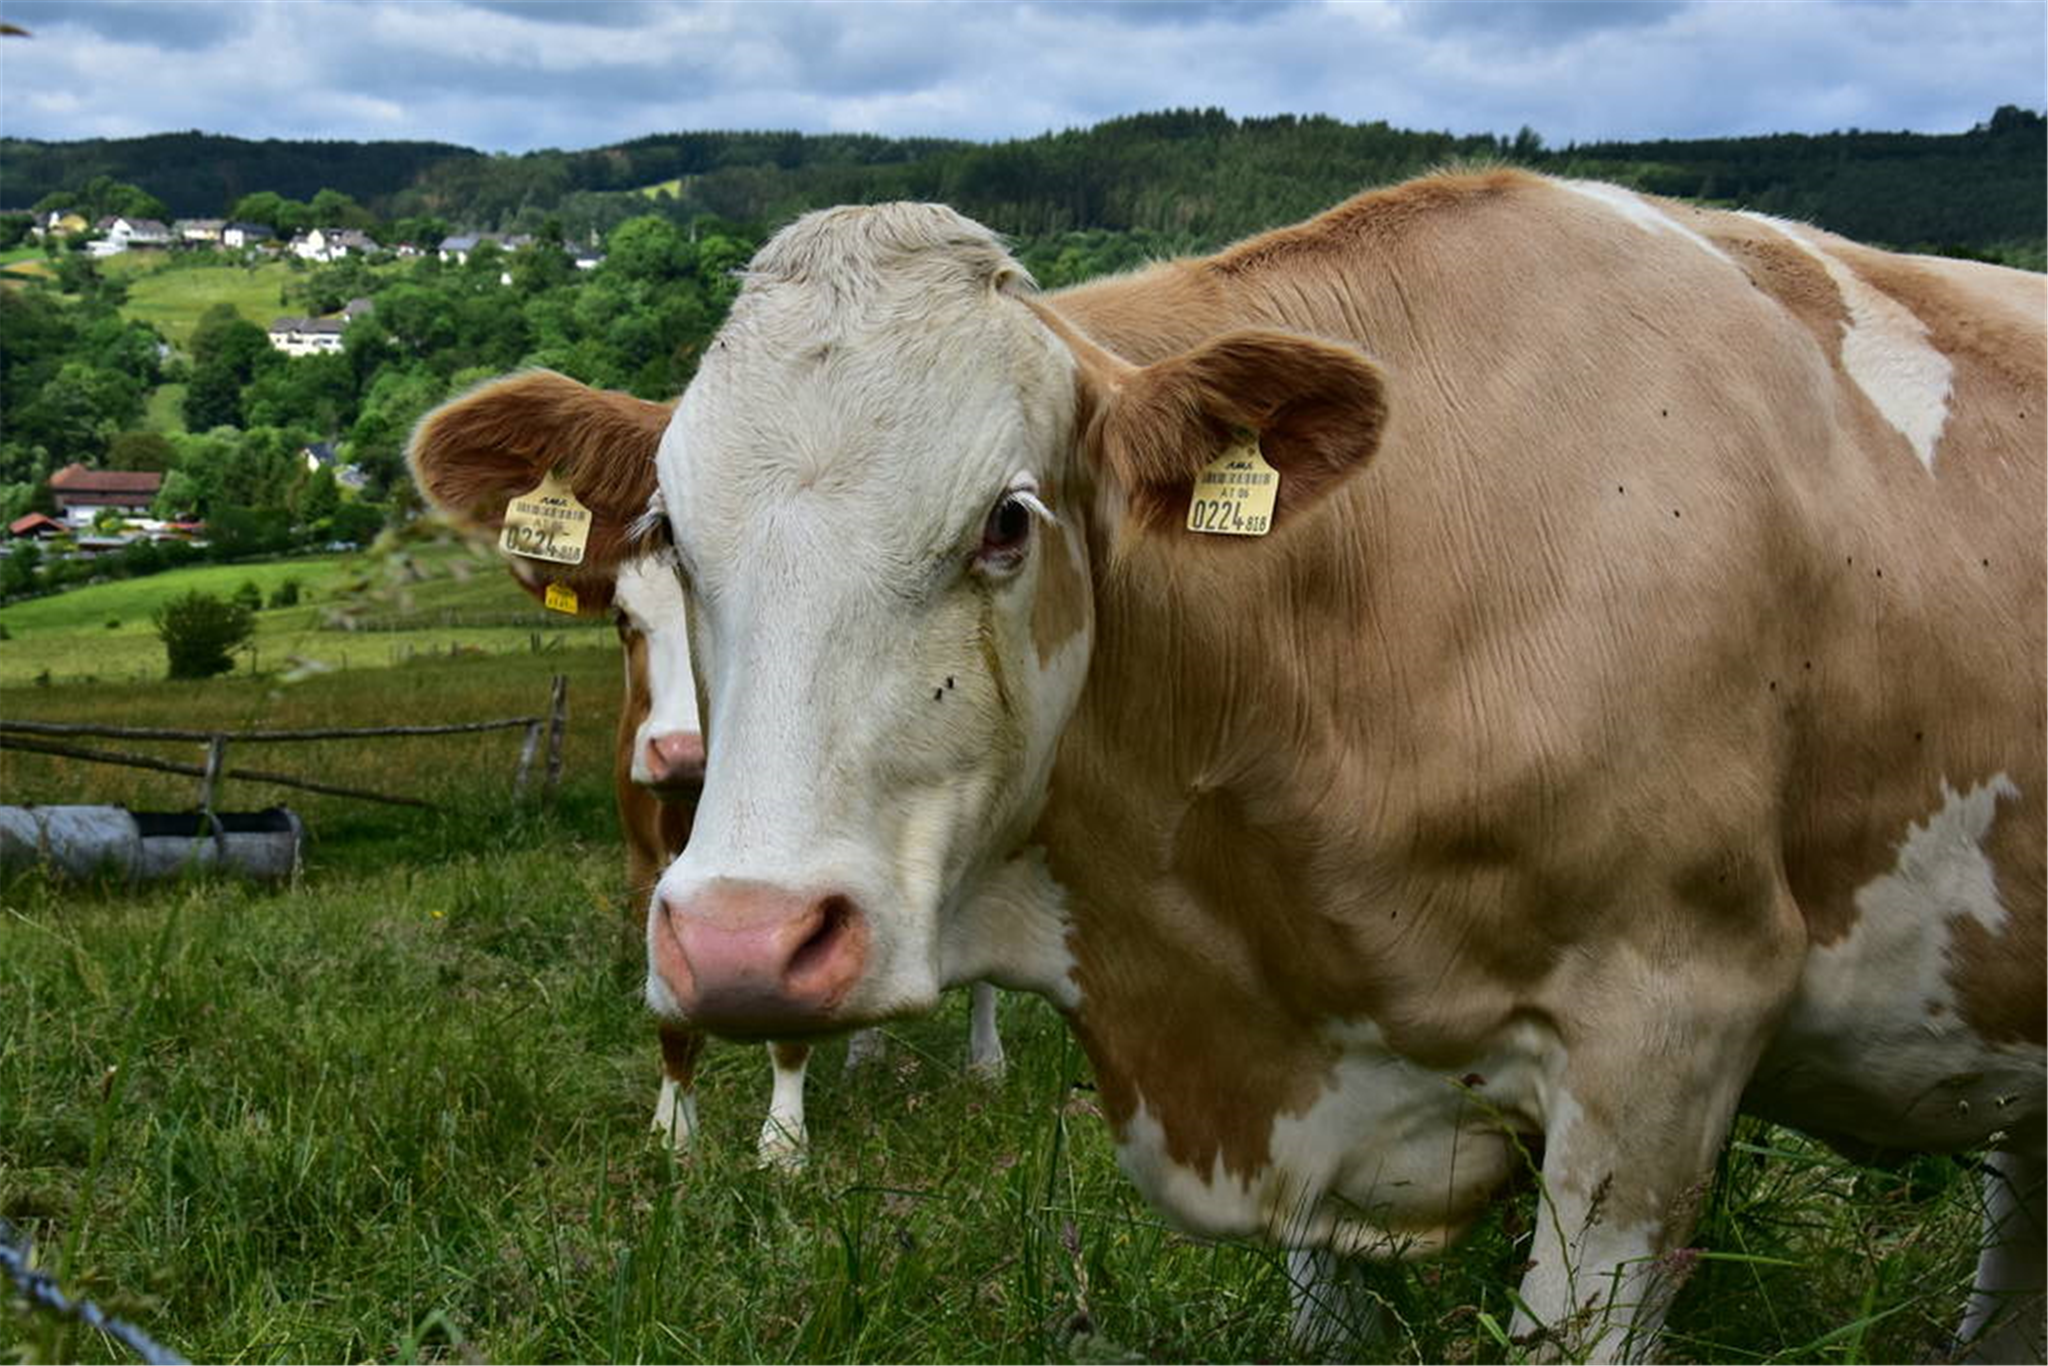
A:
5 104 2042 259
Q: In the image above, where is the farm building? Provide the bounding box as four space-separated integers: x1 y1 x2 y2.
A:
47 465 163 525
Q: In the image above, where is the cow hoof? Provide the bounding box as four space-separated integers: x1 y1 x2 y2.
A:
967 1050 1007 1082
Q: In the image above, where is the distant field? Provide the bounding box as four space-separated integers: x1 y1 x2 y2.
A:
0 543 609 687
115 258 298 350
143 381 186 434
637 177 684 199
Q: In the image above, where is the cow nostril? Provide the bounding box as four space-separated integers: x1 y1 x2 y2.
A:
786 894 854 984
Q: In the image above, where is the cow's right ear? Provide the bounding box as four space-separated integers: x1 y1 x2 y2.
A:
408 369 671 578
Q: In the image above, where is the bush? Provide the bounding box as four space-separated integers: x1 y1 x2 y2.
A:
268 577 301 608
152 590 254 680
232 579 264 613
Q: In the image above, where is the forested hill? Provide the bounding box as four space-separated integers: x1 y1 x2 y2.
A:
0 132 479 217
5 105 2042 258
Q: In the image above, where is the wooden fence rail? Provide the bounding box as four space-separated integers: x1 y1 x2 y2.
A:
1 675 569 811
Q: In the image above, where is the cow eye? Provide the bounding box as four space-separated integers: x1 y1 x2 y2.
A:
975 493 1034 572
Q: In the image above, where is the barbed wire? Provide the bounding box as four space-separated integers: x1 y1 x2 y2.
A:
0 1218 187 1365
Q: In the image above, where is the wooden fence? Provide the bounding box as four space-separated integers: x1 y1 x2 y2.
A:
0 675 569 811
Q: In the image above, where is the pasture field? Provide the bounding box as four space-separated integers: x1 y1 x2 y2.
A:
0 634 2000 1363
0 544 608 689
111 258 300 352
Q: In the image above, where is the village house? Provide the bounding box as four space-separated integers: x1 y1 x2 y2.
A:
7 512 66 540
35 210 89 239
268 297 372 356
222 221 276 250
436 231 535 265
47 464 164 526
267 315 347 356
87 216 173 257
175 218 226 247
289 227 381 263
301 441 370 490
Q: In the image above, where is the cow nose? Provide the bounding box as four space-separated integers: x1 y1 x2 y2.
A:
642 731 706 790
653 880 868 1033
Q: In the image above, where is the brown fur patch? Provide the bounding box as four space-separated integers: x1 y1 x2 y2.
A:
1949 777 2048 1045
1031 517 1090 667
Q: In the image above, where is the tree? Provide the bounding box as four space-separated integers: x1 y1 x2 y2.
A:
152 589 254 680
107 431 177 472
0 542 41 599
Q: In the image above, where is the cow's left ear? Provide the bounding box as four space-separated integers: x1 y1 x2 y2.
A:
1090 330 1389 533
408 369 672 581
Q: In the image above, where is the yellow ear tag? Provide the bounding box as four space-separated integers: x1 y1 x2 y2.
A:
1186 433 1279 536
500 470 592 566
543 582 579 614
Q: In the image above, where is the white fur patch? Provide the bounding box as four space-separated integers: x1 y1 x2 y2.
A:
1739 212 1954 471
1559 179 1733 266
1110 1017 1559 1258
757 1045 810 1170
1758 774 2043 1152
614 559 700 785
650 1077 697 1151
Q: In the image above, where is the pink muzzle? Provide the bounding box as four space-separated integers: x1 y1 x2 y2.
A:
652 879 868 1034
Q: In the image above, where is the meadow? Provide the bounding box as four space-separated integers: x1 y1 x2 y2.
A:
108 256 302 352
0 545 607 689
0 555 2001 1363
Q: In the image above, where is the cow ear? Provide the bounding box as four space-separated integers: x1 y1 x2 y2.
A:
1091 330 1388 533
408 369 671 579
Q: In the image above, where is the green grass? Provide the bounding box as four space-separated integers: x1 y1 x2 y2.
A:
116 259 298 351
142 383 186 436
0 655 1997 1363
0 544 609 688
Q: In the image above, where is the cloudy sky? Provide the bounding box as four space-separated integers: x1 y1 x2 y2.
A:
0 1 2040 154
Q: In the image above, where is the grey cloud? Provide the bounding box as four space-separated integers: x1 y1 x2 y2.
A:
1400 1 1687 45
461 1 666 29
0 0 238 49
1024 0 1306 27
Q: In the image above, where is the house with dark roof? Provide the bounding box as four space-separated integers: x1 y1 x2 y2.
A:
268 315 349 356
223 221 276 249
48 464 163 525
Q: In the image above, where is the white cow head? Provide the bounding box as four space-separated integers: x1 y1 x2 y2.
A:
410 203 1387 1036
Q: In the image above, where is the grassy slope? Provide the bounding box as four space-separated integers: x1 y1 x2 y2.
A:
0 546 608 687
113 256 298 351
0 652 1997 1363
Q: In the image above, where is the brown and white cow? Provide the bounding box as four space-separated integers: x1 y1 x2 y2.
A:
410 169 2045 1360
507 551 1004 1167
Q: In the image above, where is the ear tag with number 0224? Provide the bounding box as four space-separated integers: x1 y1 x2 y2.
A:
543 582 579 614
1186 433 1278 536
500 470 592 566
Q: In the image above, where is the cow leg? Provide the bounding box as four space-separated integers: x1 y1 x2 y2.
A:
1286 1247 1385 1359
757 1040 812 1170
1959 1147 2047 1363
966 981 1005 1079
1511 1016 1773 1360
843 1026 886 1072
650 1023 704 1152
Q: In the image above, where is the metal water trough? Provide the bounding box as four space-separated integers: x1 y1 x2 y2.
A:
0 805 303 883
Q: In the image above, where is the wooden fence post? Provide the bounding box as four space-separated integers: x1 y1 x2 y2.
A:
196 734 226 812
542 674 568 801
513 721 542 797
